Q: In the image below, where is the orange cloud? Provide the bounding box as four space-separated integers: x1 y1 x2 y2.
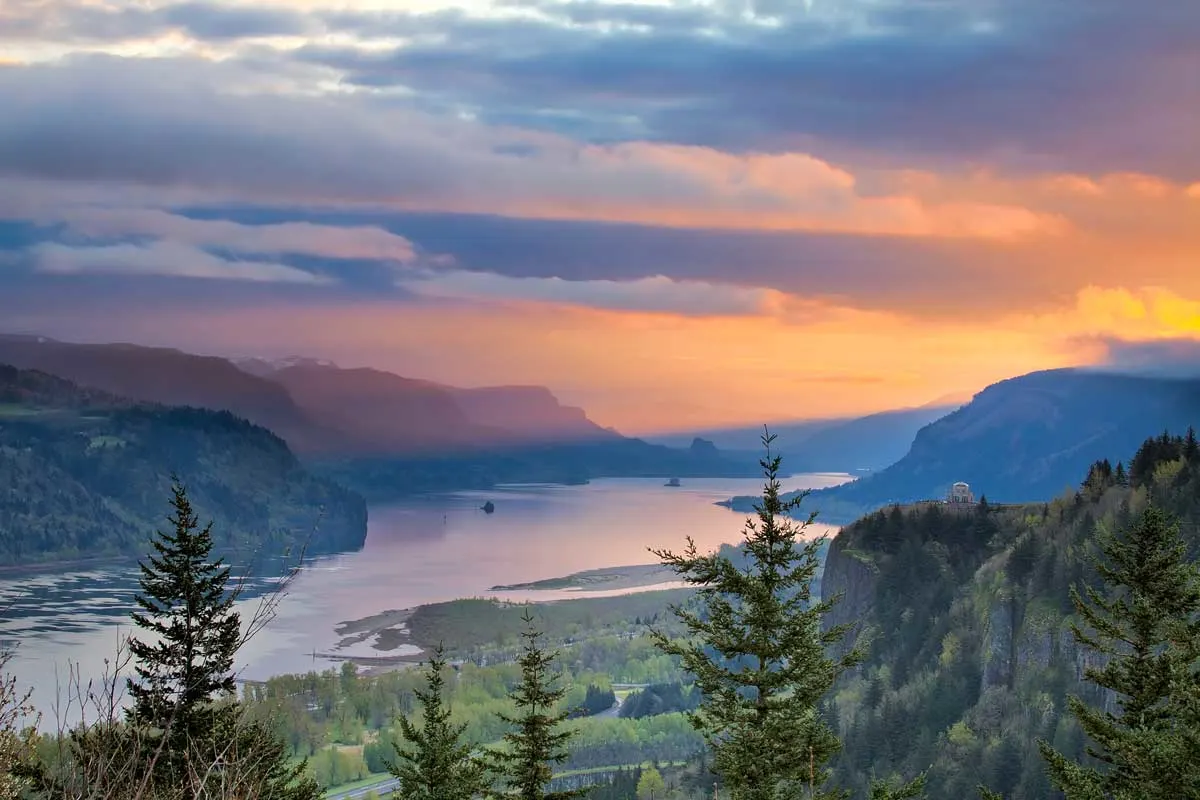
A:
374 142 1066 241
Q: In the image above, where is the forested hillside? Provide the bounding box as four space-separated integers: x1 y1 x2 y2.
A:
0 365 367 564
822 429 1200 798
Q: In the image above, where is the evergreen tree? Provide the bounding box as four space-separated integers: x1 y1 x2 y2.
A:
116 481 320 799
127 480 241 742
1186 427 1200 463
488 610 585 800
1036 503 1200 799
649 430 882 800
389 645 489 800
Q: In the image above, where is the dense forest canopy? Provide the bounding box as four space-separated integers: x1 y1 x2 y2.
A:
0 365 366 564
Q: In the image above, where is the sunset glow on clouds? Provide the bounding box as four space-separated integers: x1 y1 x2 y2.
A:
1 0 1198 432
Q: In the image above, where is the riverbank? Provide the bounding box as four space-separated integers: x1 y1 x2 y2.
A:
488 563 678 592
329 588 695 672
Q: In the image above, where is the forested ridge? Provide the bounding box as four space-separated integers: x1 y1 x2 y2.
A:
823 429 1200 798
0 364 367 564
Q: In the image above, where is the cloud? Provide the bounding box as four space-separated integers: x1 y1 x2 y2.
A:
293 0 1200 180
400 271 786 316
0 57 1064 243
30 240 330 283
5 1 1197 180
0 0 316 44
1091 338 1200 378
48 207 419 262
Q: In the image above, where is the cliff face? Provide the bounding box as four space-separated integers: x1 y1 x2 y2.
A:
820 443 1200 799
820 536 878 656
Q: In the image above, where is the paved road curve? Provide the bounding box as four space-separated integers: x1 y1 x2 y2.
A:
325 776 399 800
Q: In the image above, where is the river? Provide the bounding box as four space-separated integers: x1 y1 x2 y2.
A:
1 473 848 727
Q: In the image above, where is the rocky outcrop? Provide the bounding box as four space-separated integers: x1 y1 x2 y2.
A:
820 534 879 655
980 595 1018 691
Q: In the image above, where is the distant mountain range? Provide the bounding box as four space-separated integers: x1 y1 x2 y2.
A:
652 402 961 474
0 335 612 456
0 364 366 565
725 368 1200 523
0 334 755 501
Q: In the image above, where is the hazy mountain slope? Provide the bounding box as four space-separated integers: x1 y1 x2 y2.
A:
0 334 330 451
267 363 490 454
651 404 957 473
0 336 754 491
267 364 615 452
0 338 610 457
727 369 1200 522
784 404 959 472
0 365 366 565
445 385 616 444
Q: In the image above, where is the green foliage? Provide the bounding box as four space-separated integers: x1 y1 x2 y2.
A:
650 432 865 800
0 652 36 800
389 646 490 800
618 683 700 720
307 746 370 788
0 365 366 564
868 773 927 800
636 767 666 799
824 429 1200 800
243 617 704 779
487 611 586 800
406 593 692 657
1036 504 1200 799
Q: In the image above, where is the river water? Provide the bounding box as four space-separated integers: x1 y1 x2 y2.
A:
1 474 847 727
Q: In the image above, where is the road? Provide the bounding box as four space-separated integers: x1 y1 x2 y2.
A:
325 777 399 800
597 683 648 719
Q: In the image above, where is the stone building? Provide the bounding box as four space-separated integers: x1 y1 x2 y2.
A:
948 481 975 504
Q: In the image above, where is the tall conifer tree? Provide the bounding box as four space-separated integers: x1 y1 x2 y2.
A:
127 480 241 741
390 645 489 800
488 610 585 800
649 430 865 800
1037 503 1200 799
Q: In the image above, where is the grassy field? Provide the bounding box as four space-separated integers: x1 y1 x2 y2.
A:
331 588 696 664
405 590 695 652
0 403 51 417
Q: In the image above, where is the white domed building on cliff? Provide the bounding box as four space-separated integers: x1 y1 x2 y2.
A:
947 481 975 505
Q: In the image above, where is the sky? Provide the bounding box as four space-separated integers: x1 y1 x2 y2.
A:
0 0 1198 434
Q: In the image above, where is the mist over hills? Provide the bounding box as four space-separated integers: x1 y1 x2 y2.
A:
0 334 755 503
725 368 1200 522
652 403 961 475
